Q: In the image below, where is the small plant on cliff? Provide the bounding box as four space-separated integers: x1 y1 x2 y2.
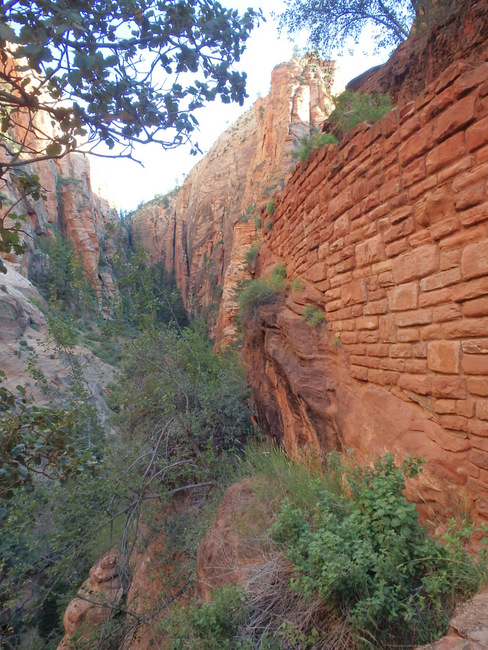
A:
263 218 273 233
238 279 282 323
266 198 277 217
290 277 305 291
302 304 325 328
268 263 287 290
239 203 258 224
244 243 260 267
292 129 338 162
254 214 261 229
329 90 394 132
159 584 249 649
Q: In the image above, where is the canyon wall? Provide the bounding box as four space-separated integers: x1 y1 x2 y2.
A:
2 151 118 294
130 56 334 337
247 56 488 521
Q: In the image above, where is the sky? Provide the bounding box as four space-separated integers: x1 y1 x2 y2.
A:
89 2 391 213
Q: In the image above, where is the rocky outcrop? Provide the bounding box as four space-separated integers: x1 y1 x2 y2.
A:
1 116 118 293
351 0 488 104
0 262 115 426
418 589 488 649
243 54 488 521
130 56 335 336
195 479 265 601
57 550 122 649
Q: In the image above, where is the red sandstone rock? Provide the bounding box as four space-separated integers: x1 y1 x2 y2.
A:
130 56 335 338
58 550 122 648
195 480 265 601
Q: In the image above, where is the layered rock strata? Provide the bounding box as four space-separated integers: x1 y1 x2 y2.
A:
246 57 488 520
130 56 335 338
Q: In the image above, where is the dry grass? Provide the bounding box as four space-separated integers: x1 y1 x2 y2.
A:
236 548 356 649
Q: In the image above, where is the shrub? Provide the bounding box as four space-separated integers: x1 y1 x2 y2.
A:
263 218 273 233
329 90 394 132
302 304 325 328
290 277 305 291
266 198 276 217
244 243 259 266
254 215 261 229
292 130 338 162
239 203 257 224
238 279 281 322
268 263 286 290
270 451 488 647
159 585 249 649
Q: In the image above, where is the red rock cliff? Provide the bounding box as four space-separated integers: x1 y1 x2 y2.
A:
130 56 335 335
246 53 488 522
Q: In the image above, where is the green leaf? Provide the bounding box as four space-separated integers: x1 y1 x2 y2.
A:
46 142 62 157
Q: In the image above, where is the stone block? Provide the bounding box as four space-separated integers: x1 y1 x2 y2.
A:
427 341 461 374
462 354 488 375
433 94 477 142
355 235 385 267
392 245 438 284
467 116 488 152
463 297 488 317
415 185 452 227
388 282 419 311
420 268 461 292
461 240 488 280
399 123 434 166
426 132 466 174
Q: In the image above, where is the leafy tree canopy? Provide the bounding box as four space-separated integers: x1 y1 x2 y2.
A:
0 0 261 172
278 0 455 55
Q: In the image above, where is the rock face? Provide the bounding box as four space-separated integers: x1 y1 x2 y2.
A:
0 262 115 426
1 125 118 293
57 550 122 649
418 589 488 649
244 53 488 521
351 0 488 104
130 56 335 337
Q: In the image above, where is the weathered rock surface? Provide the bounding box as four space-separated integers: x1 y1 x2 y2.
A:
57 550 122 649
351 0 488 104
244 50 488 521
0 262 114 426
418 589 488 649
195 479 265 601
130 56 335 337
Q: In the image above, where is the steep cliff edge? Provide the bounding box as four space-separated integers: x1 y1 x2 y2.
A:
130 56 334 338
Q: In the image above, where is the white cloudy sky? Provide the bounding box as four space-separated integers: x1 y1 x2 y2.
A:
90 1 391 212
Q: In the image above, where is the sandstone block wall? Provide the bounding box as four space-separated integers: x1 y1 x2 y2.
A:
264 59 488 515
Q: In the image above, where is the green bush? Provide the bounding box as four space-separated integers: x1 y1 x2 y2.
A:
263 218 273 233
254 215 261 229
239 203 257 224
330 90 394 132
270 451 488 647
238 279 281 322
292 130 338 162
159 585 249 649
244 243 259 266
302 304 324 328
290 277 305 291
268 263 286 290
266 198 276 217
